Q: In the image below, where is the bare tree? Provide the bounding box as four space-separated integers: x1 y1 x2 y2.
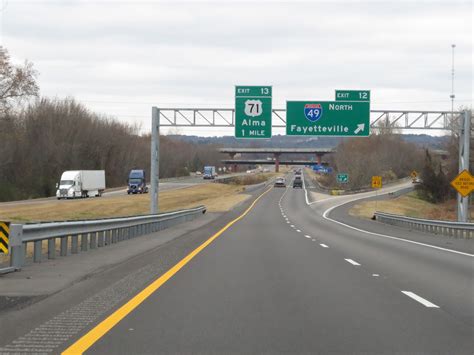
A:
0 46 39 113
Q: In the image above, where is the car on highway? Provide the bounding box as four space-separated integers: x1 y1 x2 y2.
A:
295 169 302 176
293 176 303 188
274 177 286 187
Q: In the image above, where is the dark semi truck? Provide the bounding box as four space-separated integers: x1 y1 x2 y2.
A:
127 169 148 194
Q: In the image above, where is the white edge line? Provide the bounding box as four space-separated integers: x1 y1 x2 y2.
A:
345 258 361 266
323 201 474 258
401 291 439 308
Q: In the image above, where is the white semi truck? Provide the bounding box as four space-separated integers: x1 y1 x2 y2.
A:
56 170 106 199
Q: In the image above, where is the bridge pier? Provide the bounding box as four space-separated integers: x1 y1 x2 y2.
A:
274 153 281 173
316 154 322 166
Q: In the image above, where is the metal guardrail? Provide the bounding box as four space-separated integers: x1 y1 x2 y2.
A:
0 206 206 275
374 212 473 239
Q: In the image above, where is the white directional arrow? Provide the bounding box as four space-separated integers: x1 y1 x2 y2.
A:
354 123 365 134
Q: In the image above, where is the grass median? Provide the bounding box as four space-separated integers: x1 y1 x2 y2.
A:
0 183 253 223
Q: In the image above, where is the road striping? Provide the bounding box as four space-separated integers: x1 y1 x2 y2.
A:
322 203 474 258
287 221 290 224
304 235 311 239
401 291 440 308
345 258 361 266
296 229 301 233
320 244 329 248
61 187 274 355
372 274 379 277
290 225 295 228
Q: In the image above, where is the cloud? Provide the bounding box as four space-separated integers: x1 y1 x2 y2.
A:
1 0 471 135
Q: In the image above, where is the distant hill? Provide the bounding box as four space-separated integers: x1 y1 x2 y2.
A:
168 134 449 150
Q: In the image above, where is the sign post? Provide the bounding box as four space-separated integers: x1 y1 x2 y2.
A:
235 86 272 139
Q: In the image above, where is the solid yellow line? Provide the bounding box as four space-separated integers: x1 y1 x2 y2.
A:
62 187 273 355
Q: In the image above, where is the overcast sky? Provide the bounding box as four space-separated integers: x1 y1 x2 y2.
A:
1 0 472 136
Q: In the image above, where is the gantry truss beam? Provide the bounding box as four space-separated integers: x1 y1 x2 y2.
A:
157 108 462 130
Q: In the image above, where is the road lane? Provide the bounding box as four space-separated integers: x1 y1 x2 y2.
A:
63 182 474 354
286 176 474 330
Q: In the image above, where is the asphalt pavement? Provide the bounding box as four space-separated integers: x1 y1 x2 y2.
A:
1 174 472 354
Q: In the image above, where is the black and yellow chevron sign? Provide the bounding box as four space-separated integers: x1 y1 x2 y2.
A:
0 222 9 254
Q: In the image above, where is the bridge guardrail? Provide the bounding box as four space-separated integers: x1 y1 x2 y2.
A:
0 206 206 275
374 211 473 239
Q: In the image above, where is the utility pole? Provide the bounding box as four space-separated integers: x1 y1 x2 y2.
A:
457 110 471 222
450 44 456 120
150 107 160 214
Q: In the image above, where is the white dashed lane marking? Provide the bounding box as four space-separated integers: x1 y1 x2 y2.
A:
345 258 361 266
320 244 329 248
296 229 301 233
401 291 440 308
304 235 311 239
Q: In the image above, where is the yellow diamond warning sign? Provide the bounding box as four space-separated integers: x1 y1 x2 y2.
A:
0 221 10 254
450 169 474 197
371 176 382 189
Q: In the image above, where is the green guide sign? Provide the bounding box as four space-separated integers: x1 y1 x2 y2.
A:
335 90 370 101
337 173 349 183
235 86 272 139
286 101 370 137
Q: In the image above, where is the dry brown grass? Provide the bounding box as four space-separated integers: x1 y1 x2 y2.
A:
0 183 252 223
0 183 255 264
350 191 474 221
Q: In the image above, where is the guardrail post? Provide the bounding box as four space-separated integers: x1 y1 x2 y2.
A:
9 224 24 270
81 234 88 251
98 231 104 247
61 236 68 256
71 235 78 254
105 230 111 245
48 238 56 259
90 232 97 249
34 240 42 262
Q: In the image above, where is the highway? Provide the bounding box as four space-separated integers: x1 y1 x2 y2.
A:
0 172 472 354
0 173 247 207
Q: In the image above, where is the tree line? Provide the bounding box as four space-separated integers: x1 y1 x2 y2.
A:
0 47 223 201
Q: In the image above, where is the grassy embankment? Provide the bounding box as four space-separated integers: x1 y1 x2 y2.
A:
350 190 474 221
0 173 277 223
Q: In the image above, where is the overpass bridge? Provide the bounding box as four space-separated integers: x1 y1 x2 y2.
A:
219 148 335 172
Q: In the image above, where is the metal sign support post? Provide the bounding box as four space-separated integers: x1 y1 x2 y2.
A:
150 107 160 214
457 110 471 222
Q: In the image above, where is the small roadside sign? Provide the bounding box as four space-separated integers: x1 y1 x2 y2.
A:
450 169 474 197
410 170 418 179
337 173 349 184
371 176 382 189
0 221 10 254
